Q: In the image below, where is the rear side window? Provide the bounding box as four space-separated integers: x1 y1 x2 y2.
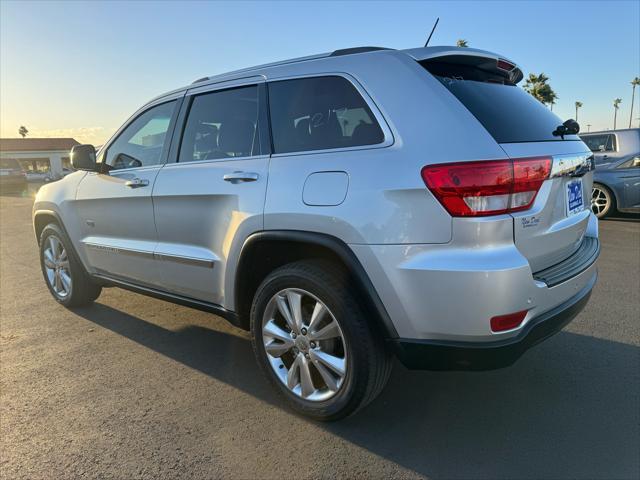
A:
581 134 617 152
179 85 264 162
268 76 384 154
422 62 578 143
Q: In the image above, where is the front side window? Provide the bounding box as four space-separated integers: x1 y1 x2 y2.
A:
105 101 176 170
179 85 261 163
582 134 617 153
268 76 385 154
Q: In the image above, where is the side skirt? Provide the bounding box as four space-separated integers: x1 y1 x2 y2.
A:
92 273 242 329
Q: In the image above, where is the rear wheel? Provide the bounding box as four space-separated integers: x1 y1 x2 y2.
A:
39 223 102 307
591 183 615 218
250 260 392 421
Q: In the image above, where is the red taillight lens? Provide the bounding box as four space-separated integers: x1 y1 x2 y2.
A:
496 59 515 71
510 157 551 212
421 157 551 217
490 310 528 332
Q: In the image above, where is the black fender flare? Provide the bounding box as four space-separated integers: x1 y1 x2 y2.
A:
235 230 399 339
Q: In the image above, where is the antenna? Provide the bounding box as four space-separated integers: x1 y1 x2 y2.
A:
424 17 440 47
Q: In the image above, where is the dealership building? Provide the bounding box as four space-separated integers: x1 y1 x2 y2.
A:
0 138 80 179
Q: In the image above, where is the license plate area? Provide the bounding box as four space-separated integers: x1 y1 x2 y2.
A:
566 178 584 216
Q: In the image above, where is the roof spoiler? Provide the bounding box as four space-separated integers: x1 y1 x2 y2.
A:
404 46 524 84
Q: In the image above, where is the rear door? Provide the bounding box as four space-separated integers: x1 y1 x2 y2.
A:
418 52 594 272
151 78 270 306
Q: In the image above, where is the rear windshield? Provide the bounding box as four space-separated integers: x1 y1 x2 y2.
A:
423 63 579 143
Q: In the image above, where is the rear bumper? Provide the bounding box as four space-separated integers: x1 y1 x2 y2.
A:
390 273 595 371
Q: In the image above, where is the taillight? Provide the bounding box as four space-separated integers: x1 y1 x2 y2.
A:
496 58 516 72
421 157 551 217
490 310 528 332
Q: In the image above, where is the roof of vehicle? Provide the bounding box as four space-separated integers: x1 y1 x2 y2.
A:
149 45 521 104
0 138 80 152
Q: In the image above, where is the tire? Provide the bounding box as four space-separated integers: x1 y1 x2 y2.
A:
591 183 615 219
250 260 392 421
39 223 102 307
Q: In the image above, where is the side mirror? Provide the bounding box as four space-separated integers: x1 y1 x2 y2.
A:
70 144 97 171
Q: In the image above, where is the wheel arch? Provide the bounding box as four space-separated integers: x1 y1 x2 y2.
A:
33 209 66 244
234 230 399 339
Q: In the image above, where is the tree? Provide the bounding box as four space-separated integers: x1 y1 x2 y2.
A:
613 98 622 129
549 91 558 111
630 77 640 128
575 101 583 121
18 126 28 138
456 39 468 48
523 73 557 107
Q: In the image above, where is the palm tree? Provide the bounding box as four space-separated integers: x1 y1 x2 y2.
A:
575 101 583 121
18 126 28 138
630 77 640 128
549 91 558 111
456 39 468 48
523 73 557 107
613 98 622 129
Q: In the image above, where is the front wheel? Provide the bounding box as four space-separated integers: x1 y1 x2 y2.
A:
591 183 615 219
39 223 102 307
250 260 392 421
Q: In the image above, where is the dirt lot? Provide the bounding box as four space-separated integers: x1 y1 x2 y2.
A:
1 194 638 479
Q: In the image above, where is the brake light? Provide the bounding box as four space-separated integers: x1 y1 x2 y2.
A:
421 157 551 217
490 310 528 332
496 59 515 71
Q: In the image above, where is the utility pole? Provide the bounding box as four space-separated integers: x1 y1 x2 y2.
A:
587 124 592 132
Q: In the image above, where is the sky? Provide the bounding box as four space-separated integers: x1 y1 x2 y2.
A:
1 0 639 145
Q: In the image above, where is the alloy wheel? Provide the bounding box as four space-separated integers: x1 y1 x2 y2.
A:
591 186 610 217
43 235 72 298
262 288 347 402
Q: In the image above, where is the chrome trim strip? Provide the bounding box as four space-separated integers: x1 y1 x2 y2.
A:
154 252 215 268
85 243 214 268
85 242 155 259
550 154 594 178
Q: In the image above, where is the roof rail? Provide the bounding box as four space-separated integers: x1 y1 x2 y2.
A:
330 46 392 57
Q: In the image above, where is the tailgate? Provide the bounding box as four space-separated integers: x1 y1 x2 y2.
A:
501 141 594 272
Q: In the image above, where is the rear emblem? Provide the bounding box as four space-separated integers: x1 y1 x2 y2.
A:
521 216 541 228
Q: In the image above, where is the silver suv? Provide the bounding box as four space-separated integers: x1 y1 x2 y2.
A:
33 46 600 420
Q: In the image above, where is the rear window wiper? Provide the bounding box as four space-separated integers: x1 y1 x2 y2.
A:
553 119 580 139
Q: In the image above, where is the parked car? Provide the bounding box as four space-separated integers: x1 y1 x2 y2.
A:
580 128 640 218
0 158 27 193
33 45 600 420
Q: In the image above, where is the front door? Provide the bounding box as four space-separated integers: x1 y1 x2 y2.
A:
151 81 270 306
75 98 181 286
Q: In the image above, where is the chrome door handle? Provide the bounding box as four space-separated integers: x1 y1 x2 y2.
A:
223 171 259 183
125 178 150 188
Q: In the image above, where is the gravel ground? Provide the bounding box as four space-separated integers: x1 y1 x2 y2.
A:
1 194 638 479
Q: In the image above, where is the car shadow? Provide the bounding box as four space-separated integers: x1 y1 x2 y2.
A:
603 212 640 223
73 303 639 479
